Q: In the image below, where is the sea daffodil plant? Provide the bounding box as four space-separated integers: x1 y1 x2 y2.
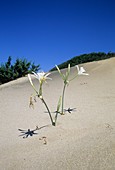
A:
28 71 56 126
56 64 89 114
28 64 89 126
55 64 70 114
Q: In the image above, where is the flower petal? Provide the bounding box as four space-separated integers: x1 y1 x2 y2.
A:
80 67 86 73
28 74 38 93
28 74 34 86
76 65 89 75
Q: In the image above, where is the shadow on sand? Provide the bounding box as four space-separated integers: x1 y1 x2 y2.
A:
18 125 49 138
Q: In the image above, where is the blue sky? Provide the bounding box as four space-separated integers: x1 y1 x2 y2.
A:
0 0 115 71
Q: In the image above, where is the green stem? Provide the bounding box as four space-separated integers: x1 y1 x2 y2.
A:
61 83 66 114
41 97 55 126
39 82 43 96
54 111 59 125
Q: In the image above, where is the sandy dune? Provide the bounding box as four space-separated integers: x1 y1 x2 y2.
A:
0 57 115 170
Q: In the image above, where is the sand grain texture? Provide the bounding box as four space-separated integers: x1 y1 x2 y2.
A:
0 58 115 170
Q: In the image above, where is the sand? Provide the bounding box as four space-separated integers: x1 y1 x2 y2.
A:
0 57 115 170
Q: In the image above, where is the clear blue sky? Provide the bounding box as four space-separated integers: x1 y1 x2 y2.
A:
0 0 115 71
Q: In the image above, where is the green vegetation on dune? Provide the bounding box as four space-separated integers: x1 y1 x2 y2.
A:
1 52 115 84
51 52 115 71
0 56 40 84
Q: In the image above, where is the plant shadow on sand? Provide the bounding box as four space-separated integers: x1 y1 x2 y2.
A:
18 125 49 139
44 107 77 114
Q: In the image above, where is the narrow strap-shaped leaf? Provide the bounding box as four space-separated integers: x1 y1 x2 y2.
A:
65 64 70 80
55 65 65 80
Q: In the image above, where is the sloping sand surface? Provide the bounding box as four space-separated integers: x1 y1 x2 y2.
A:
0 57 115 170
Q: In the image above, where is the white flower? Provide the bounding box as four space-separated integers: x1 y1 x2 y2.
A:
76 65 89 75
28 71 52 94
32 71 52 83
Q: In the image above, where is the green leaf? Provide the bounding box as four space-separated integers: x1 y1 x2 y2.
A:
55 65 65 80
65 64 70 80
